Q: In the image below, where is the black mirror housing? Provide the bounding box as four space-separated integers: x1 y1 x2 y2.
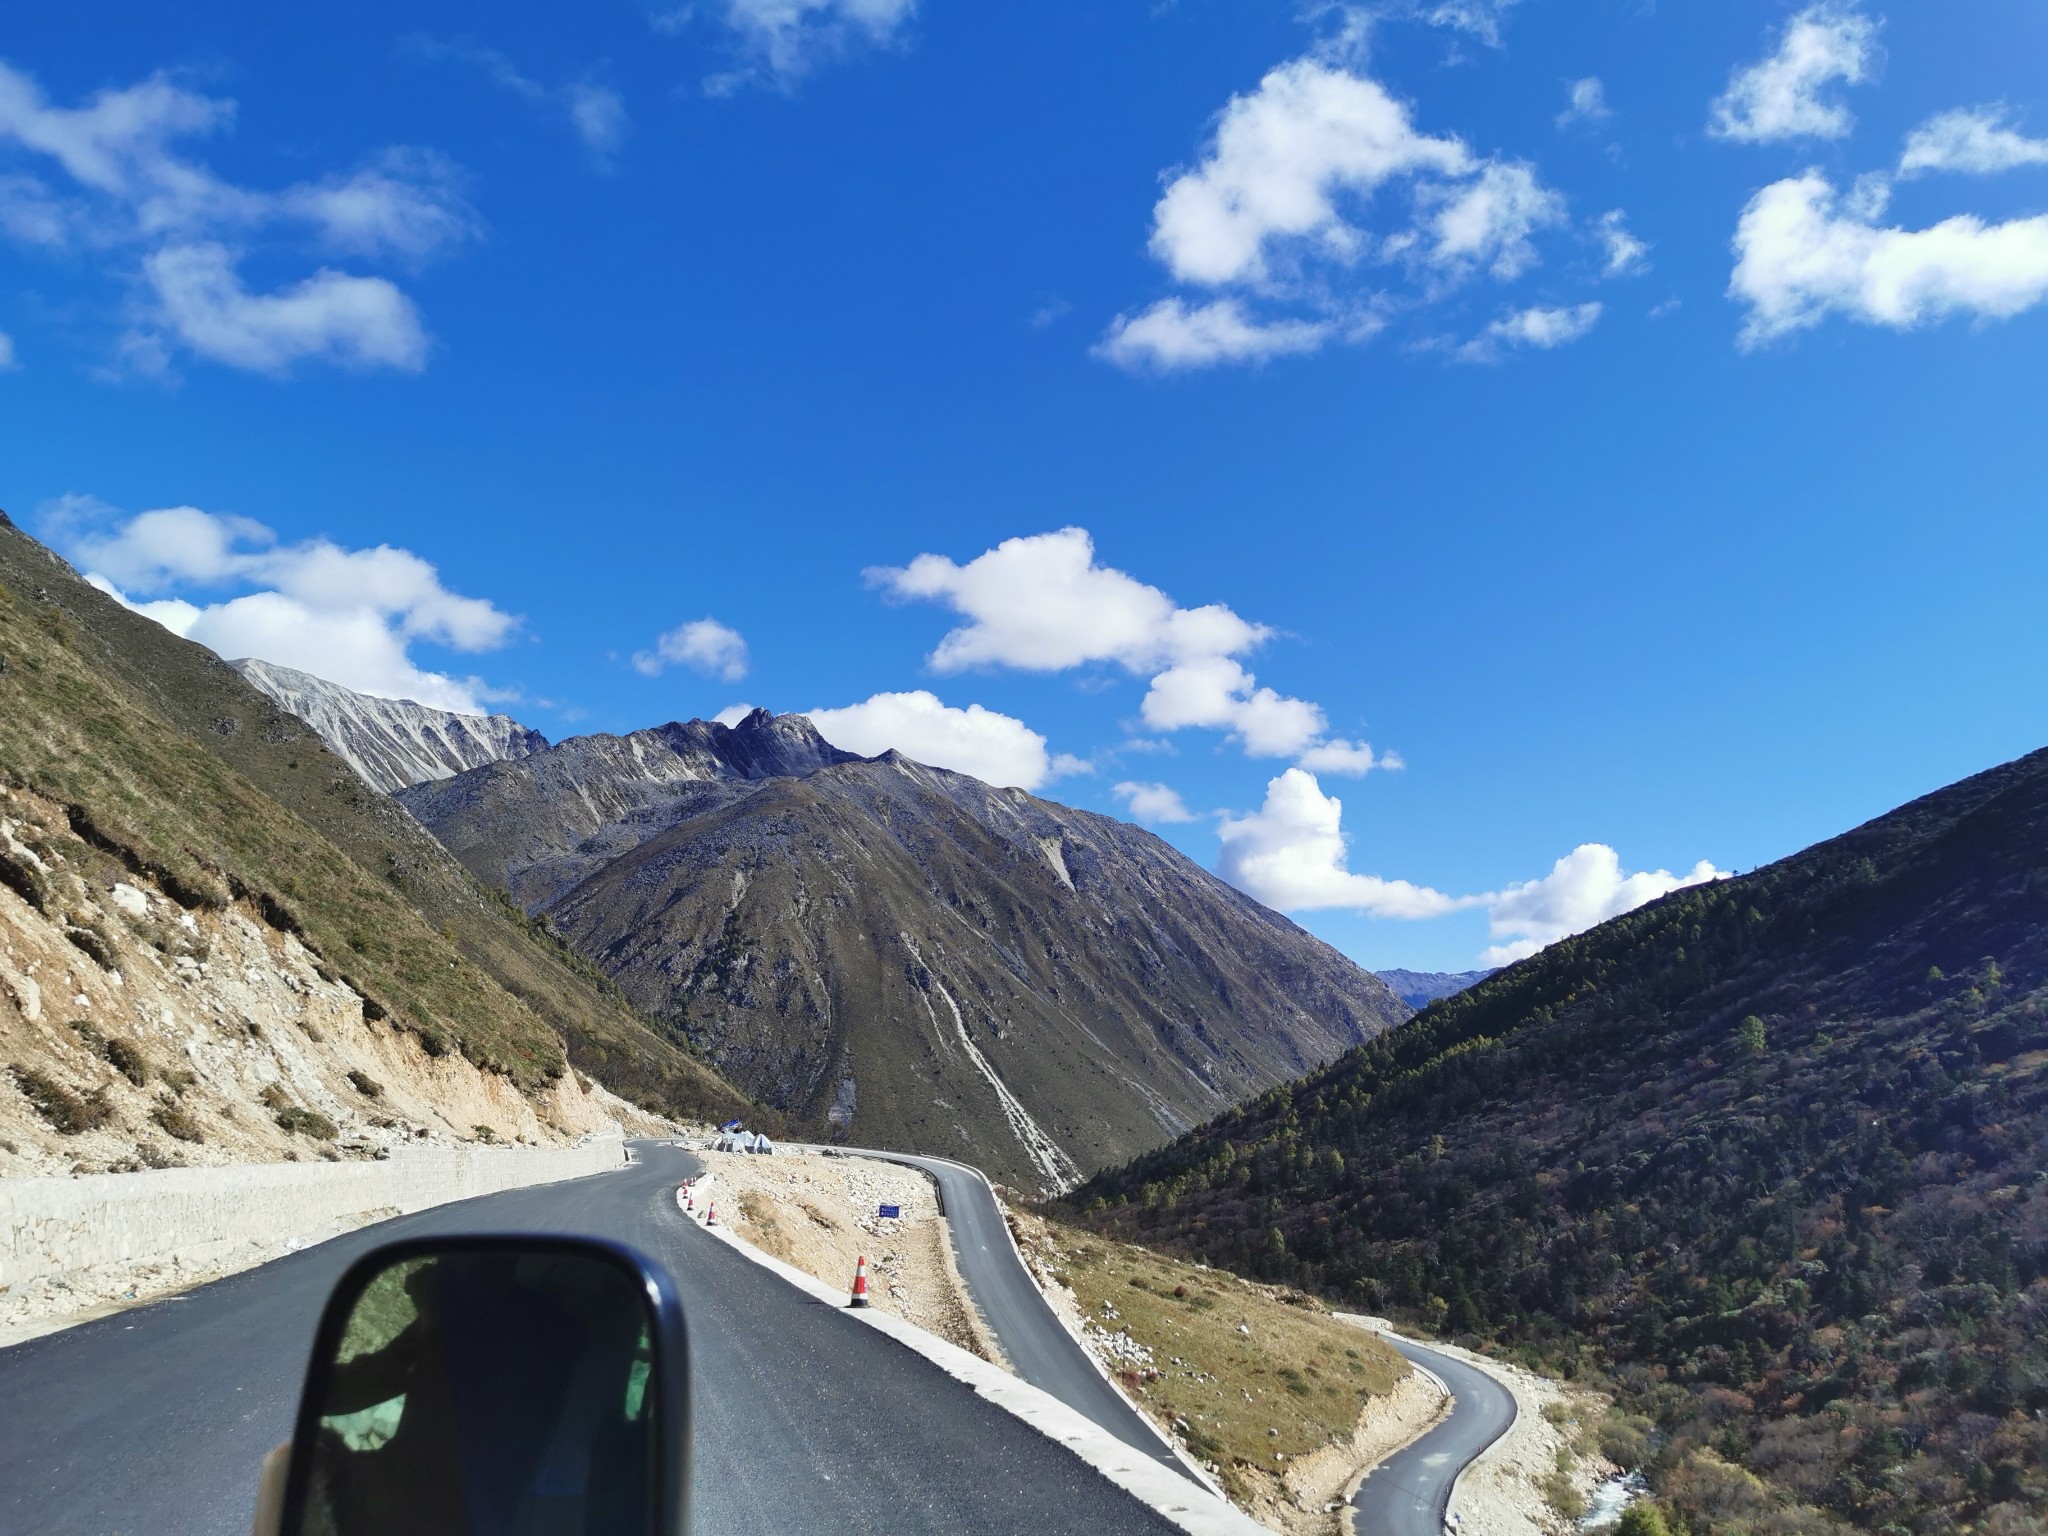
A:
277 1235 691 1536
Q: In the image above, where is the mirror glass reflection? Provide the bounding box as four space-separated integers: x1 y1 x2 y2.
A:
293 1248 659 1536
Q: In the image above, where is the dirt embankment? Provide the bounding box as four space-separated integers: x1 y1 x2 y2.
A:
693 1148 1000 1362
1 782 651 1178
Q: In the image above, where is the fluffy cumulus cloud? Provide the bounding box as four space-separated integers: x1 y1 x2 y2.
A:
0 60 473 375
1709 4 1877 145
1217 770 1469 919
1112 781 1198 825
408 40 628 164
1730 171 2048 345
1899 108 2048 178
1102 45 1596 372
50 497 515 712
870 528 1395 769
634 617 750 681
1481 844 1726 965
1214 768 1725 963
805 690 1073 790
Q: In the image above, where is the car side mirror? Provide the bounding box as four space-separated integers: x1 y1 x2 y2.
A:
266 1235 690 1536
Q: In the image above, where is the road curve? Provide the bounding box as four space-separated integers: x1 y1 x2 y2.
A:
0 1141 1185 1536
846 1147 1191 1480
1349 1334 1518 1536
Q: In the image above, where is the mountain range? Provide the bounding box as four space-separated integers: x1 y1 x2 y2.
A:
1372 968 1493 1010
398 710 1410 1189
1073 745 2048 1534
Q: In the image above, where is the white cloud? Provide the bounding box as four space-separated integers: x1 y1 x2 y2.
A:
1709 4 1877 145
705 0 918 90
53 498 515 712
1147 59 1471 289
143 243 427 374
411 41 627 162
1488 301 1602 348
1730 170 2048 345
1295 738 1398 776
1112 781 1198 825
0 59 470 375
712 702 757 727
0 331 15 370
1899 107 2048 178
872 528 1389 769
633 617 750 681
1557 77 1609 129
1107 51 1576 369
1140 657 1327 756
806 691 1067 790
1480 844 1725 965
1385 0 1521 47
1094 299 1334 373
1217 770 1468 918
1212 770 1724 963
1457 300 1601 361
1597 210 1648 276
870 527 1267 676
1419 160 1564 280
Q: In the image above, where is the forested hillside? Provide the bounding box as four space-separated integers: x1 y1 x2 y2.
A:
1073 749 2048 1536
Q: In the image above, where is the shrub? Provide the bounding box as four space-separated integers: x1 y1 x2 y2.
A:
1615 1503 1671 1536
152 1103 203 1143
346 1069 383 1099
9 1065 114 1134
101 1036 149 1085
274 1105 336 1140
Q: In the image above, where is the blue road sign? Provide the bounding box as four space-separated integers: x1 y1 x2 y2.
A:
878 1204 901 1219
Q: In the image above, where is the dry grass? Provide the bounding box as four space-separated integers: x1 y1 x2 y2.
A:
1019 1213 1405 1505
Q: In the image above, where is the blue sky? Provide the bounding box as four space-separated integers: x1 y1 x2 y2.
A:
4 0 2045 971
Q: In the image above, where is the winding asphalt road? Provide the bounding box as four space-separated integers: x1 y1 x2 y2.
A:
0 1142 1183 1536
846 1147 1187 1479
0 1139 1516 1536
1350 1336 1519 1536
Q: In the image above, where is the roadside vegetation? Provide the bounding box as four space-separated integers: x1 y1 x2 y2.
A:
1012 1209 1405 1512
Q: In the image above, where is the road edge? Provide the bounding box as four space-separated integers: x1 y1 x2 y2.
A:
681 1177 1269 1536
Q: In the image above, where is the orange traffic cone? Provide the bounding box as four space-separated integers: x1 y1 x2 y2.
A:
683 1186 694 1212
705 1200 717 1227
849 1255 871 1309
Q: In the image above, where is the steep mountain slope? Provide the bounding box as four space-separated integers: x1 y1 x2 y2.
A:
0 514 757 1129
1373 967 1492 1010
231 658 548 794
1073 749 2048 1535
401 713 1410 1189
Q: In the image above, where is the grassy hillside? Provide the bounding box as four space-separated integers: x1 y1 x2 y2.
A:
1071 748 2048 1536
0 512 758 1127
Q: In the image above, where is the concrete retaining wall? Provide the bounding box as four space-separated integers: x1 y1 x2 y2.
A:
0 1134 625 1293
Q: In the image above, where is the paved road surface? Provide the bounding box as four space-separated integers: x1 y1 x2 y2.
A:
849 1148 1187 1479
1349 1335 1518 1536
0 1142 1183 1536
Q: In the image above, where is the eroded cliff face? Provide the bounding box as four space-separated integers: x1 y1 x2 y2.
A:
402 713 1411 1192
0 784 647 1179
230 659 549 796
